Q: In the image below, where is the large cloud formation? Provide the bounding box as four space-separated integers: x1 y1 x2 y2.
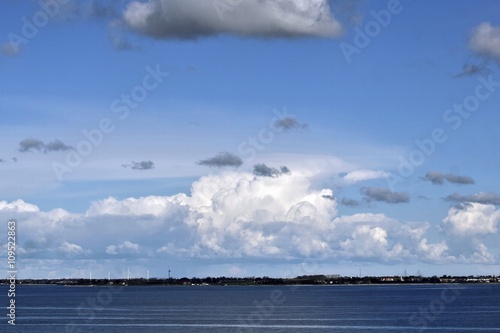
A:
2 170 489 278
121 0 342 39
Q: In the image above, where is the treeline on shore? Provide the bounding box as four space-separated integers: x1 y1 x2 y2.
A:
1 274 499 286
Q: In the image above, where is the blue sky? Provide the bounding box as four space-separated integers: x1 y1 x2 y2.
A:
1 0 500 279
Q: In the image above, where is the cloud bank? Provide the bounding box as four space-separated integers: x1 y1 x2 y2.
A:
121 0 343 40
2 170 485 277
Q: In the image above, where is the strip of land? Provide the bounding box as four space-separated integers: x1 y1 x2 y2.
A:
1 274 498 286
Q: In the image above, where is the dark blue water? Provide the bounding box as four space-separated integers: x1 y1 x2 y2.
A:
2 284 500 332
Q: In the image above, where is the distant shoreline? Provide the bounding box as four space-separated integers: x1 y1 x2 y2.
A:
1 274 499 286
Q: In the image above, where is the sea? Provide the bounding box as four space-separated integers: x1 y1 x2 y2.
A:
1 284 500 332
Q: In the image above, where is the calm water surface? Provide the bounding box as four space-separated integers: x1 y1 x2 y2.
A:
1 284 500 332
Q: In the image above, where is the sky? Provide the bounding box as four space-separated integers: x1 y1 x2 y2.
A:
1 0 500 279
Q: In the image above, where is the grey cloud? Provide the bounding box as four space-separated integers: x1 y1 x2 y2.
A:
341 197 360 207
0 157 17 163
273 117 308 130
362 187 410 204
197 152 243 168
423 172 475 185
18 138 73 154
280 166 291 174
454 63 490 78
122 0 342 40
253 164 291 177
45 139 73 152
122 160 155 170
445 174 475 185
445 192 500 206
18 139 46 153
322 194 335 201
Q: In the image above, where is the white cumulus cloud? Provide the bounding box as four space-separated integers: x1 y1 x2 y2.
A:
470 22 500 60
122 0 342 39
443 203 500 236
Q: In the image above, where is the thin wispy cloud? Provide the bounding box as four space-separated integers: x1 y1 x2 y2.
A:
197 152 243 168
446 192 500 206
273 117 308 130
341 197 360 207
454 63 490 78
121 0 342 40
1 42 20 56
87 0 118 20
122 160 155 170
343 169 389 184
0 157 18 163
362 187 410 204
109 19 140 51
423 172 475 185
330 0 362 25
